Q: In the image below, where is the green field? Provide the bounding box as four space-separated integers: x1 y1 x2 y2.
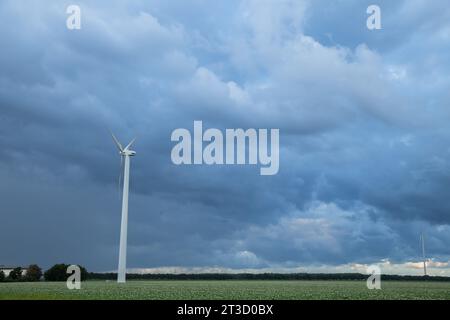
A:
0 280 449 300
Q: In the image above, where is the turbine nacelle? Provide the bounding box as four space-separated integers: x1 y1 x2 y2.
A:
120 150 136 157
111 133 137 157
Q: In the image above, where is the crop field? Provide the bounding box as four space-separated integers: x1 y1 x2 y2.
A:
1 280 450 300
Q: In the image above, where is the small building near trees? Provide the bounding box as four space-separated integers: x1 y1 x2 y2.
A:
0 265 27 277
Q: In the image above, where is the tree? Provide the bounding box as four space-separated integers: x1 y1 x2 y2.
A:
25 264 42 282
0 271 5 282
8 267 23 281
44 264 88 281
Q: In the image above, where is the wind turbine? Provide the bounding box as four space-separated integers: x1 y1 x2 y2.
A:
111 133 136 283
420 232 427 276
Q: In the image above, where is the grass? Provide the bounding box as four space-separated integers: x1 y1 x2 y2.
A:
0 280 449 300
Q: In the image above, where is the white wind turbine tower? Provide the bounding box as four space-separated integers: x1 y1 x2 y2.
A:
111 133 136 283
420 232 427 276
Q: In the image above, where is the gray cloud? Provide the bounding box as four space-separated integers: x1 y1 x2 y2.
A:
0 0 449 273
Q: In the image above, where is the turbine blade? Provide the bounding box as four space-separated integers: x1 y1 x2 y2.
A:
124 138 136 151
111 132 124 152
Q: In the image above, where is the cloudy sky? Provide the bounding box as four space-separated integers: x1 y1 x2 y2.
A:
1 0 450 276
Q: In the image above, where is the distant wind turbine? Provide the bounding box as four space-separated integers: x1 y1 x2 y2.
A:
111 133 136 283
420 232 427 276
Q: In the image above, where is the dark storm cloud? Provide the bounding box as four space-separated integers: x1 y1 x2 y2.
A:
1 0 450 272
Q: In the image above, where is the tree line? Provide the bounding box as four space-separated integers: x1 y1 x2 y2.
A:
3 267 449 282
0 264 88 282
